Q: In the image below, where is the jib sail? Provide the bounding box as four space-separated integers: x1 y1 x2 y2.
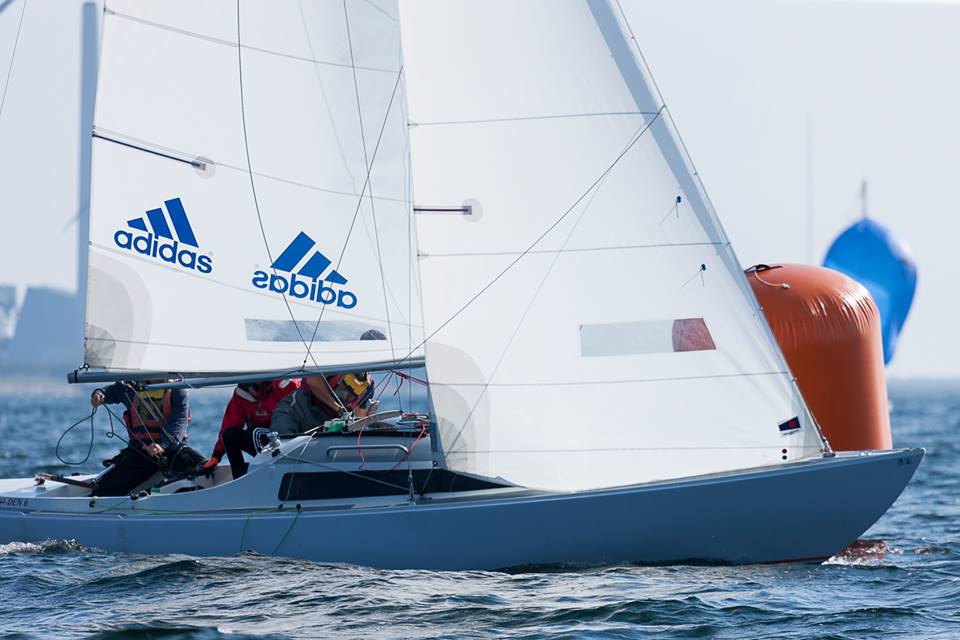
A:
398 0 827 491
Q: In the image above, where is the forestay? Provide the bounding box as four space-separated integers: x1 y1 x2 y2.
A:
85 0 421 375
399 0 826 491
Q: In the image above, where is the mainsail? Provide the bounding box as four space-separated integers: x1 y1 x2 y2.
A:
84 1 421 375
399 0 826 490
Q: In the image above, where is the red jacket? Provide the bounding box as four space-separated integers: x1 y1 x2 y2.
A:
211 379 300 460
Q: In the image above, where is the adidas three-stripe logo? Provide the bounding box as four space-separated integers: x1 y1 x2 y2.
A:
271 231 348 284
251 231 357 309
126 197 198 247
113 197 213 274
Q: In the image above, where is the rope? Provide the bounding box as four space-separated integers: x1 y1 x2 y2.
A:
119 382 196 473
239 511 253 552
98 397 175 471
393 370 428 386
55 407 97 466
271 504 302 555
280 424 323 504
388 422 425 473
0 0 27 122
121 382 166 446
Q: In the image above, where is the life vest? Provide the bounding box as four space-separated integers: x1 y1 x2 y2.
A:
328 373 372 410
232 379 299 428
212 379 300 460
124 390 171 444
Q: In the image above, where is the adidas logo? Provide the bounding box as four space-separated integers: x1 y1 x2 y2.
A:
113 197 213 274
252 231 357 309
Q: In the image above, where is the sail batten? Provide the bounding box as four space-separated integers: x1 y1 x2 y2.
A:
398 0 824 491
93 124 411 204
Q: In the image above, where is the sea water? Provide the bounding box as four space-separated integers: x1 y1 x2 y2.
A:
0 379 957 639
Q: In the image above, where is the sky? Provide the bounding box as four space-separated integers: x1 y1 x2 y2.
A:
0 0 957 377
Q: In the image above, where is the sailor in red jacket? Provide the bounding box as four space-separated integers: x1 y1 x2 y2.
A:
203 378 300 479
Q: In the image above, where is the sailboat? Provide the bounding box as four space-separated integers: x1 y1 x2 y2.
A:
0 0 921 570
823 182 917 365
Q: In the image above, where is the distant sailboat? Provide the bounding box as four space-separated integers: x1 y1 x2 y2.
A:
0 1 921 569
823 181 917 364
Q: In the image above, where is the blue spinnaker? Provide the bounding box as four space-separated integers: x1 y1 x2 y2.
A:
823 219 916 364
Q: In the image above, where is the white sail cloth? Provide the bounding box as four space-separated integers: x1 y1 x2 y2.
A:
399 0 825 491
85 1 421 374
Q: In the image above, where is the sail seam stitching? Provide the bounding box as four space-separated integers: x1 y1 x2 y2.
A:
420 242 722 258
428 370 792 387
413 111 659 127
88 242 421 327
104 8 400 74
85 335 406 356
388 107 666 373
429 120 653 461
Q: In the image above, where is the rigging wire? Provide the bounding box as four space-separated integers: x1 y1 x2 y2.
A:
0 0 27 122
341 0 399 371
385 106 665 381
300 65 405 365
611 0 831 454
296 0 411 332
289 58 407 417
295 0 361 193
235 0 407 421
433 141 622 464
235 0 315 366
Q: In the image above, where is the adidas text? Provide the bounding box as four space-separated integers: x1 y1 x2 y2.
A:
114 231 213 274
251 270 356 309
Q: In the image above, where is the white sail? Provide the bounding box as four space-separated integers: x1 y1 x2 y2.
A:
399 0 825 491
85 0 421 375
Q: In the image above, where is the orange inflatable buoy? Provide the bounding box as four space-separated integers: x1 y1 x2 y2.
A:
746 263 892 451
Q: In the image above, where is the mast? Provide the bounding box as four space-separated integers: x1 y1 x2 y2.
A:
76 1 97 363
860 179 869 219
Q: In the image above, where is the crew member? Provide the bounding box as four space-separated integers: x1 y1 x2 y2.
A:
89 381 204 497
202 378 300 479
271 330 384 435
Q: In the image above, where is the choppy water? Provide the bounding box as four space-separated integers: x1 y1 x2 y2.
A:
0 379 957 639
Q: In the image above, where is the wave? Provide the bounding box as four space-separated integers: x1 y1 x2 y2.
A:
825 539 901 566
0 539 96 555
